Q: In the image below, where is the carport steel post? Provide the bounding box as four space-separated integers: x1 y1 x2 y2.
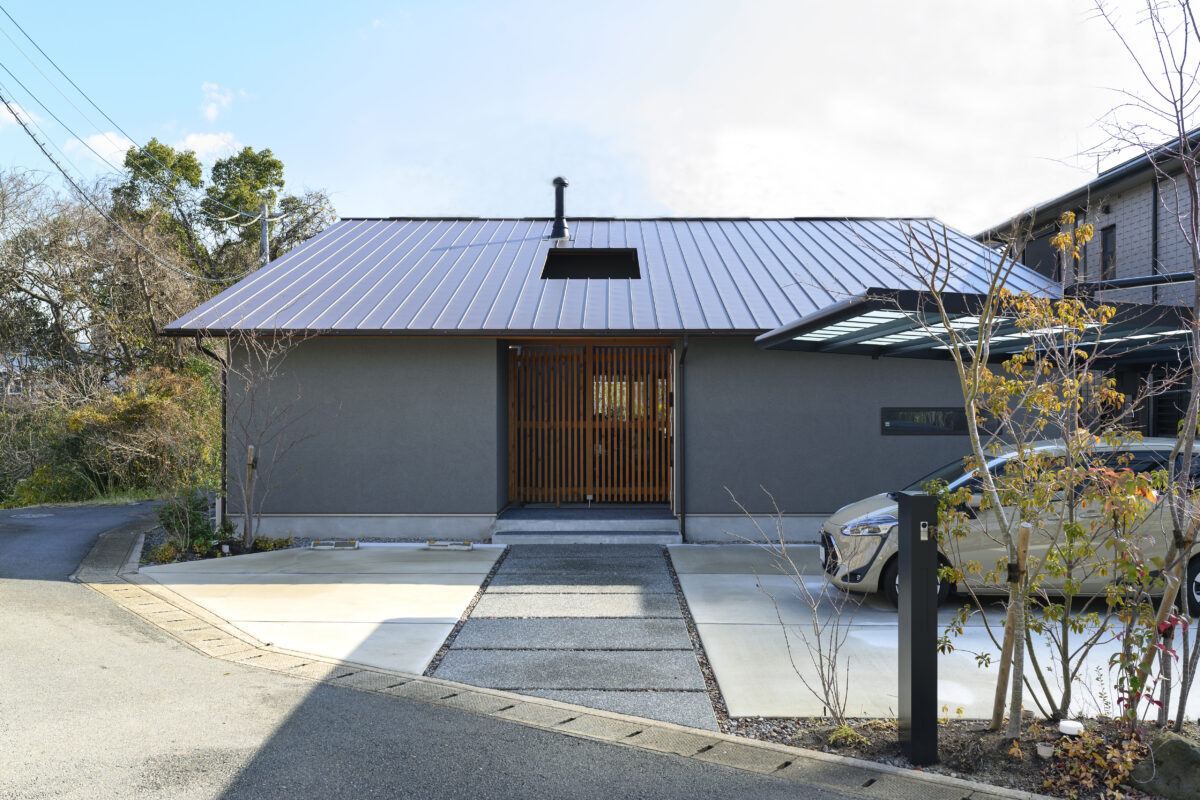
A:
897 491 938 765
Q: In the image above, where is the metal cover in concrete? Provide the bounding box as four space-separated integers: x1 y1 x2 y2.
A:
693 741 792 774
433 649 707 690
555 714 647 741
493 702 577 727
621 725 722 754
526 690 718 731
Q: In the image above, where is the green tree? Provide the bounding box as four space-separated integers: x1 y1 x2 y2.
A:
113 140 335 287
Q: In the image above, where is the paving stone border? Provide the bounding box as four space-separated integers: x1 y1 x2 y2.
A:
661 546 734 726
76 526 1049 800
423 545 510 676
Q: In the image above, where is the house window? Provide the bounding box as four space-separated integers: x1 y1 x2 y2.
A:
542 248 641 279
881 407 969 436
1101 225 1116 281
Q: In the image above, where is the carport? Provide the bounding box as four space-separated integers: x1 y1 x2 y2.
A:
755 288 1192 363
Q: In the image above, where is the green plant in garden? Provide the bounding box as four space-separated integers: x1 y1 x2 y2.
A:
251 536 293 552
827 725 867 748
156 487 212 554
1040 728 1145 799
147 541 180 565
897 214 1173 736
1 363 220 507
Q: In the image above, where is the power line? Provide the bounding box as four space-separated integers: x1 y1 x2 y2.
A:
0 57 125 174
0 22 132 174
0 2 259 220
0 83 258 286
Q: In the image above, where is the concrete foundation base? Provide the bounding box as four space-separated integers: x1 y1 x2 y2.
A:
242 514 496 541
238 511 826 544
682 514 825 544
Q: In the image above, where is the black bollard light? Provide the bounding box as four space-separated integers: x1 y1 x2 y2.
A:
897 490 939 766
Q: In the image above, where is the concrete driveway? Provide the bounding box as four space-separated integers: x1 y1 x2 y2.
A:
671 543 1200 721
138 539 1200 724
6 507 872 800
140 544 504 674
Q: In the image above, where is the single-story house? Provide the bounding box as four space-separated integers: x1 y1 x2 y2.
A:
165 186 1069 542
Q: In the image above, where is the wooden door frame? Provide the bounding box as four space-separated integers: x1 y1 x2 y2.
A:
505 337 676 505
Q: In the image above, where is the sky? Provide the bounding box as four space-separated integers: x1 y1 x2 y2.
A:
0 0 1183 234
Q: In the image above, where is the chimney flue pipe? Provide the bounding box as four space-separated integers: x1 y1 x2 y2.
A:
550 176 569 241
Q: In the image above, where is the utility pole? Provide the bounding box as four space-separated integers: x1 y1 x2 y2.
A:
260 192 270 268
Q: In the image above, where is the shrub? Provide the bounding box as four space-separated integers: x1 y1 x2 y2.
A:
157 488 212 550
252 536 294 552
827 725 868 748
1041 728 1146 799
0 362 219 507
4 464 92 506
66 366 219 494
147 541 180 564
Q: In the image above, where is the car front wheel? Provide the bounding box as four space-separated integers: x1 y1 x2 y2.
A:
882 557 951 608
1185 557 1200 617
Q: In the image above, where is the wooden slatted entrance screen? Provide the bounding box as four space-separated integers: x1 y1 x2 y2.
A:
508 341 674 504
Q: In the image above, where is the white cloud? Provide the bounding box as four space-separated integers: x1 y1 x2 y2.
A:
200 82 234 122
63 132 136 167
175 132 241 160
0 101 37 129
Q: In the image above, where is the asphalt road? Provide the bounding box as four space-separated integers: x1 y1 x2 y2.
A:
0 504 859 800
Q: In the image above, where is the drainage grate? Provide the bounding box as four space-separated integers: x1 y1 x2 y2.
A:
310 540 359 550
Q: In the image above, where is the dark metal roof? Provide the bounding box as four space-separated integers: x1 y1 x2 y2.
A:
164 217 1055 336
756 288 1192 363
976 128 1200 241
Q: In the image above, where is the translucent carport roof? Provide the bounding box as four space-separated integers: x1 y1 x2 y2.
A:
755 289 1194 365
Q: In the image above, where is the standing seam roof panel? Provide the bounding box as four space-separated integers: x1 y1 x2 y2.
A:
388 220 492 329
727 220 810 320
197 219 378 331
361 220 474 329
271 221 418 329
411 219 508 329
438 219 524 329
312 220 433 329
327 220 455 329
163 217 1059 334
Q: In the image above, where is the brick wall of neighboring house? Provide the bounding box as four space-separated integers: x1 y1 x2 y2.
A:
1054 173 1198 305
1153 178 1198 305
1079 180 1155 304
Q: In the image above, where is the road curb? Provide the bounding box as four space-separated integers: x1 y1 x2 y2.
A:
69 512 155 584
79 546 1050 800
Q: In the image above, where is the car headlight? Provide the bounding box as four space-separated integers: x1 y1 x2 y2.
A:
840 514 897 536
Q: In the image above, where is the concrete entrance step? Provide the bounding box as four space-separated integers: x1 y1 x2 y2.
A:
494 508 679 533
492 530 683 545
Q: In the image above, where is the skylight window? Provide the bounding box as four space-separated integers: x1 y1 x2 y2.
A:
542 248 641 279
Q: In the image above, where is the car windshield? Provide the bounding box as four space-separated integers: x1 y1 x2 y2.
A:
903 458 970 492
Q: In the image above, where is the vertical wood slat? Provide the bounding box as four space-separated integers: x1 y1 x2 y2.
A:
508 342 673 505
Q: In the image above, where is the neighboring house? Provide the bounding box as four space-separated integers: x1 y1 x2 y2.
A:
978 133 1200 437
0 357 27 399
976 131 1200 305
164 193 1062 542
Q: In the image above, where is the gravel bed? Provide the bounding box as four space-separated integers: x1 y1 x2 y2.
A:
662 547 732 725
423 547 510 676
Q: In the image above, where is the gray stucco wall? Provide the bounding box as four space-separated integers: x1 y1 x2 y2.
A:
227 337 502 516
682 338 970 516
